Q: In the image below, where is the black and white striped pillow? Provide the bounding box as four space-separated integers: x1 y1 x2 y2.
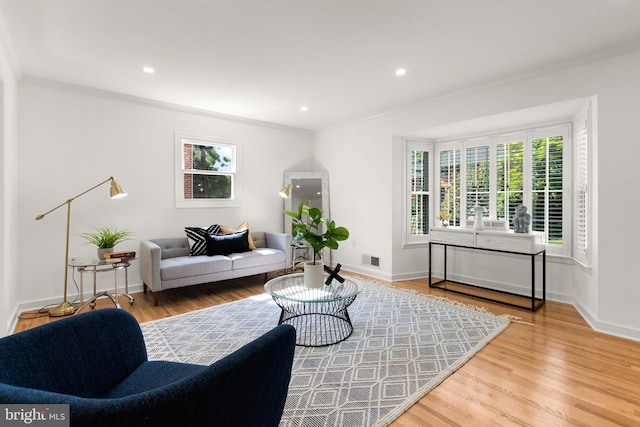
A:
185 225 222 256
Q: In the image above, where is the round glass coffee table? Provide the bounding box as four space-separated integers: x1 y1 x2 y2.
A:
265 273 360 347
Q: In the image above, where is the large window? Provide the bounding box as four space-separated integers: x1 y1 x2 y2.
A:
431 124 570 256
175 134 239 207
404 108 592 263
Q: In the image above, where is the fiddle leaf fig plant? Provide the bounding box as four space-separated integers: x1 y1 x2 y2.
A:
284 202 349 265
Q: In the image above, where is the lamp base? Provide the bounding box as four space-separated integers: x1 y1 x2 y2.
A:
49 301 78 317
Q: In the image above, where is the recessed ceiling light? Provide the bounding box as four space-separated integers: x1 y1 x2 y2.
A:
142 66 155 74
395 68 407 76
300 106 309 112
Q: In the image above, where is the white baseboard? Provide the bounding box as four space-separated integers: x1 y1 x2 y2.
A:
388 270 640 343
338 263 392 281
572 302 640 342
9 283 145 333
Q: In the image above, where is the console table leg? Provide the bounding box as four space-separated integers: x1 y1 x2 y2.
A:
428 242 432 286
543 250 546 304
443 244 448 282
531 253 536 311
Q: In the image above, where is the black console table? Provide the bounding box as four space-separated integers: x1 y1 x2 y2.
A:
428 240 546 311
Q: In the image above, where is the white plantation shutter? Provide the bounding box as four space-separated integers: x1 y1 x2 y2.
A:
405 139 433 244
574 107 590 265
466 145 490 217
531 134 564 246
411 149 429 236
496 140 524 221
439 147 461 226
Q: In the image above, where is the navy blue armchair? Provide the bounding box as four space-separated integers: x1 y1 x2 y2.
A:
0 308 296 427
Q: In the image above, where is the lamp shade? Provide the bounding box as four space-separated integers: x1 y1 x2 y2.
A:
110 178 127 199
278 184 291 199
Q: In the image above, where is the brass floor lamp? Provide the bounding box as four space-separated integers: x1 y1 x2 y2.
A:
35 176 127 317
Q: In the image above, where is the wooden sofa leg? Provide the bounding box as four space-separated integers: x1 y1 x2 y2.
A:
143 283 148 294
153 292 159 306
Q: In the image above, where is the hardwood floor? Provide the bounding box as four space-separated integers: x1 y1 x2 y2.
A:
14 272 640 426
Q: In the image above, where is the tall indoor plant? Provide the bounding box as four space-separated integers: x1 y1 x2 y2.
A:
284 202 349 287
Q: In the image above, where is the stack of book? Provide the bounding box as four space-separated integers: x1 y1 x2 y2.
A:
103 250 136 263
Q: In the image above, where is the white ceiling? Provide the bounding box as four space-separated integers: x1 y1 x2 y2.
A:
2 0 640 132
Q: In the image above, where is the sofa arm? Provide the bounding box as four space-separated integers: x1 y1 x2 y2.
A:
265 232 292 269
140 240 162 292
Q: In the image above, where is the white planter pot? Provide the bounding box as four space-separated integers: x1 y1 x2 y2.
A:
97 247 114 259
304 262 324 288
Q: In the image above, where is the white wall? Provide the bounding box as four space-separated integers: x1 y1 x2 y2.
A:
0 27 18 337
15 81 312 312
313 120 395 279
315 49 640 340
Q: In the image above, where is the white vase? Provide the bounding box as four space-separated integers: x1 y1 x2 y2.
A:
304 262 324 288
473 206 485 230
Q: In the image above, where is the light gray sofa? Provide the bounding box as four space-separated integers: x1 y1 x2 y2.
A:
140 231 291 305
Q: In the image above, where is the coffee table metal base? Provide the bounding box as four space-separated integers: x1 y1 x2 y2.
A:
275 297 357 347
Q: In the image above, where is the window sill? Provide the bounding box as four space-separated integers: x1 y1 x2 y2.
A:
175 198 241 208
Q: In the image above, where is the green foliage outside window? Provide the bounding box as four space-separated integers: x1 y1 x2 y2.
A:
184 142 234 200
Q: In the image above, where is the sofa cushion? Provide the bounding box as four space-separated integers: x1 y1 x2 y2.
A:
185 225 222 256
205 230 251 256
220 221 257 250
160 255 232 281
230 248 286 270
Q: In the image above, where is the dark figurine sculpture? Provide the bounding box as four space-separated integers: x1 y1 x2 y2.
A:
512 205 531 233
324 263 345 285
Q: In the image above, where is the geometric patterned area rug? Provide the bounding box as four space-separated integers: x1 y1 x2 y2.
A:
141 278 510 427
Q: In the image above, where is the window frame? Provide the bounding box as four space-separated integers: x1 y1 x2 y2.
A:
175 132 241 208
404 138 434 245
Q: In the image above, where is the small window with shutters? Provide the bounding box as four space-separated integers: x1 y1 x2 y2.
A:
405 139 433 244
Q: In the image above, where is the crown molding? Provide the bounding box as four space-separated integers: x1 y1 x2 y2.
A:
20 76 312 135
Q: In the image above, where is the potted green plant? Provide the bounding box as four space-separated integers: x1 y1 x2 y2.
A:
284 202 349 287
80 226 134 258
